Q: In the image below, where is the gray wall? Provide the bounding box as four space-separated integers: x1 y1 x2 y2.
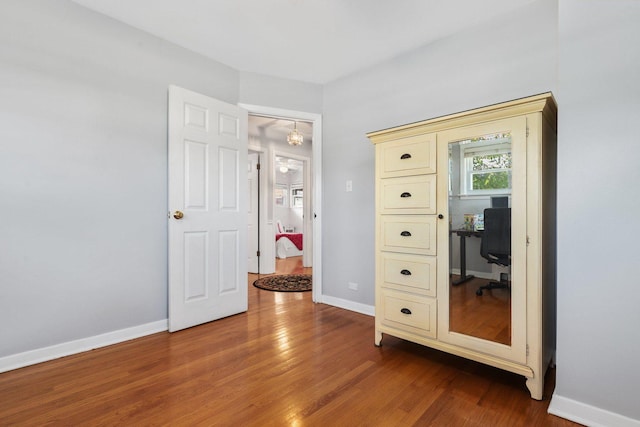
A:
0 0 237 357
321 0 558 304
555 0 640 421
239 71 323 114
0 0 320 358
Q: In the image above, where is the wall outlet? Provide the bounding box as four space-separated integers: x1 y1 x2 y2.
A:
348 282 358 291
346 180 353 192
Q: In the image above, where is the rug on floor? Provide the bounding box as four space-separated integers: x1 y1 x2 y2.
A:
253 274 312 292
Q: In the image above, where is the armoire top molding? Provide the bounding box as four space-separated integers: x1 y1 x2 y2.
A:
367 92 557 144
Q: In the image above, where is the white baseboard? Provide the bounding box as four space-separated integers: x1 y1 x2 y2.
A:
320 294 375 317
0 320 168 374
450 268 494 280
549 393 640 427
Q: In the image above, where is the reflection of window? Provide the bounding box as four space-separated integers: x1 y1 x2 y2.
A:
460 136 511 195
274 184 288 206
291 186 303 208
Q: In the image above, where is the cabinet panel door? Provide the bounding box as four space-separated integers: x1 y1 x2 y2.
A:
436 116 527 365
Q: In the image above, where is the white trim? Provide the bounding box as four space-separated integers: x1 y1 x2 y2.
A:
321 295 375 317
449 268 495 280
239 103 323 304
0 320 167 374
548 394 640 427
248 145 272 274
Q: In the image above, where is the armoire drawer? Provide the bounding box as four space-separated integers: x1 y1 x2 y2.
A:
380 289 436 339
380 215 437 255
378 133 436 178
379 174 436 215
380 252 436 297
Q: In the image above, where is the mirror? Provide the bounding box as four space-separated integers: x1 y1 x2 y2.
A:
447 133 512 346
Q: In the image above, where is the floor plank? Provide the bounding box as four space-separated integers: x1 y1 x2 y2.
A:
450 275 511 345
0 258 578 426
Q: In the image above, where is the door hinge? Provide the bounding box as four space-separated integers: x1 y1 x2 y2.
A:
256 162 261 170
526 127 530 137
526 344 530 356
526 236 530 246
257 250 261 257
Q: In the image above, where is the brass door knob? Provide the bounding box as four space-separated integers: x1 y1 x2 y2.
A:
173 211 184 219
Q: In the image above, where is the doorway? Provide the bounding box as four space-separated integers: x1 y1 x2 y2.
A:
242 104 322 303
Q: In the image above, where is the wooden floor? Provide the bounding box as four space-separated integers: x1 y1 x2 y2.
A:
0 258 577 426
449 276 511 345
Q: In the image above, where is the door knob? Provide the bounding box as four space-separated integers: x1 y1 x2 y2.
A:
173 211 184 220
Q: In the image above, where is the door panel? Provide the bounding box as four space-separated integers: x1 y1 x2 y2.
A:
185 140 208 210
168 85 248 332
184 231 208 300
247 153 260 273
219 147 239 211
218 230 239 293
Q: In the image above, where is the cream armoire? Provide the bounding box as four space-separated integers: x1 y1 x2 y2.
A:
367 93 557 400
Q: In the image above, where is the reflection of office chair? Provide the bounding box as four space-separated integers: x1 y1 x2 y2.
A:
476 208 511 296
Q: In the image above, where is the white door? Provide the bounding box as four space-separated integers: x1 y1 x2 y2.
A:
247 152 260 273
168 85 248 332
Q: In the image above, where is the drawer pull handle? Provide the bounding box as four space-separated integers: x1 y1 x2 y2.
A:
400 153 412 160
400 192 412 198
400 269 412 276
400 231 412 237
400 308 412 315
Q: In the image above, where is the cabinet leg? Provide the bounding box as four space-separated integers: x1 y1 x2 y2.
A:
374 331 383 347
526 376 544 400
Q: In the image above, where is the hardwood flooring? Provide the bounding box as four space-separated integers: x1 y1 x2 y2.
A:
0 257 577 426
449 276 511 346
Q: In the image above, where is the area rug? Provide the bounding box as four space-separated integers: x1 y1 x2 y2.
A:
253 274 312 292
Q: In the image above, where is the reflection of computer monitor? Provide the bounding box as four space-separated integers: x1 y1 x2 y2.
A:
491 196 509 208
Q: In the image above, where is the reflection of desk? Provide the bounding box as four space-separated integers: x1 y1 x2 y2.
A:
451 229 483 285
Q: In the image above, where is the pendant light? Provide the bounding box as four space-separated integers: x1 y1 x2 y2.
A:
287 121 303 146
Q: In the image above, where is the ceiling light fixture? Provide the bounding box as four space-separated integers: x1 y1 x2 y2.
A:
287 121 303 146
279 166 289 173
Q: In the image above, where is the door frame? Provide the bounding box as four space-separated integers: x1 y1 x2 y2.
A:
247 149 263 273
240 103 323 304
272 150 312 267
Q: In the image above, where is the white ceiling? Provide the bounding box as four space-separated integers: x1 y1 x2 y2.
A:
249 116 313 144
276 156 303 173
71 0 535 84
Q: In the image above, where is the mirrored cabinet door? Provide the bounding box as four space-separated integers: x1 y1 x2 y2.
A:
437 116 528 364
